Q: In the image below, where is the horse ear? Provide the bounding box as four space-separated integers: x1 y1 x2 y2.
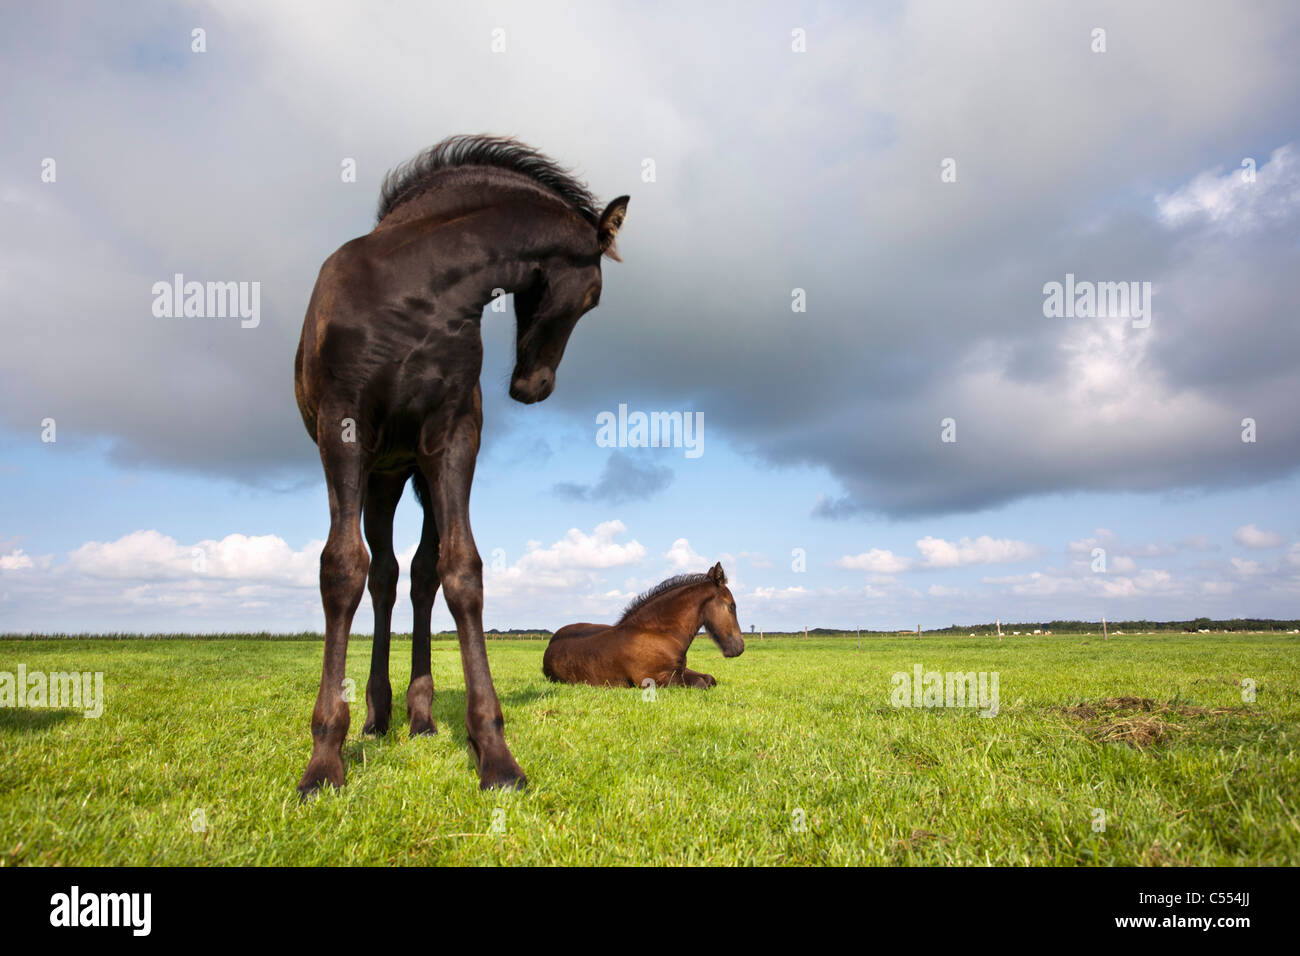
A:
598 195 630 261
709 562 726 586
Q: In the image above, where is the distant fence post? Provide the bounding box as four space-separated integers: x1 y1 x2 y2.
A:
1102 616 1108 641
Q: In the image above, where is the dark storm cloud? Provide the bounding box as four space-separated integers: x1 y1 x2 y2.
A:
553 451 673 505
3 1 1298 514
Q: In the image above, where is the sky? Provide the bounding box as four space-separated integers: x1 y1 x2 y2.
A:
1 0 1298 634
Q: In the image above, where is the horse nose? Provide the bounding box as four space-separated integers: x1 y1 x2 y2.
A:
509 367 554 404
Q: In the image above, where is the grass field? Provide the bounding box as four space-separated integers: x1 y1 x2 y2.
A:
1 632 1297 866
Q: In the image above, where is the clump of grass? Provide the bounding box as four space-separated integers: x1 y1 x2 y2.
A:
1057 696 1251 748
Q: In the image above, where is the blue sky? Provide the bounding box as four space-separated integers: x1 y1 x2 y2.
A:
2 1 1298 633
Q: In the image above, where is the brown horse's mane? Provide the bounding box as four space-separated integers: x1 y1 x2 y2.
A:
618 573 710 624
377 134 601 226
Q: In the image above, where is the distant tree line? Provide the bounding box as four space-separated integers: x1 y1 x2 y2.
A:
802 618 1300 636
11 620 1294 641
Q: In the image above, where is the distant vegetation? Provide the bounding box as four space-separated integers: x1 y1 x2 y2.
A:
803 618 1300 637
4 620 1299 640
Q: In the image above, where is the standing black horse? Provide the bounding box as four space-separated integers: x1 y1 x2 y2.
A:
293 134 629 795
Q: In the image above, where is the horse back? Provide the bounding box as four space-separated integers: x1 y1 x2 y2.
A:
550 623 609 643
543 623 618 684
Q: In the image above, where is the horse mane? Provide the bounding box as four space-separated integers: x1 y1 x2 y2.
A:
376 134 601 226
618 573 711 624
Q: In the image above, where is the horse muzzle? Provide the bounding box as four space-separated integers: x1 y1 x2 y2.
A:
509 366 555 404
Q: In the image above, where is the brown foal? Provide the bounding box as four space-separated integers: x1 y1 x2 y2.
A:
543 563 745 689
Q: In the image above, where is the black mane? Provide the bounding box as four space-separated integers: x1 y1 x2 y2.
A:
618 573 710 624
377 134 601 225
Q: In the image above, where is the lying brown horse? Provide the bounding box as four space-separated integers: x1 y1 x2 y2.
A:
544 563 744 688
293 134 629 795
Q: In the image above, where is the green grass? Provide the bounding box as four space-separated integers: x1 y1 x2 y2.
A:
1 633 1297 865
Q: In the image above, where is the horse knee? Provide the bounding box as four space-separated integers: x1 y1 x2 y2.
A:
411 553 439 603
438 553 483 617
321 535 369 615
368 550 398 603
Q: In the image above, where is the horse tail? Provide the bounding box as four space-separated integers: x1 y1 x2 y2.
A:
410 470 430 510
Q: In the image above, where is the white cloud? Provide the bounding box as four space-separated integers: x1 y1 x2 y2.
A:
1 522 653 633
1156 145 1299 234
6 514 1300 633
1230 557 1263 577
1067 529 1184 560
981 570 1087 598
664 537 708 571
483 521 648 609
836 549 915 574
839 535 1038 575
927 584 964 598
915 535 1038 568
1233 523 1285 549
2 529 327 632
749 585 811 600
515 520 645 573
1101 569 1176 598
0 549 34 571
68 529 322 586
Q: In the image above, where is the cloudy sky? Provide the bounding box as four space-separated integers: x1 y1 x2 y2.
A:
2 1 1298 634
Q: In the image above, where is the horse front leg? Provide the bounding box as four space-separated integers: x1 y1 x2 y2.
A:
419 411 526 791
680 667 717 689
650 665 716 689
298 427 369 796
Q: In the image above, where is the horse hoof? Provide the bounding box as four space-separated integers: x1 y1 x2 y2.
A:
480 771 528 792
297 777 339 801
362 719 389 736
479 758 528 792
409 718 438 737
297 758 344 798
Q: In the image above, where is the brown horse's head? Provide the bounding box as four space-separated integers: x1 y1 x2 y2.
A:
509 195 630 404
700 562 745 658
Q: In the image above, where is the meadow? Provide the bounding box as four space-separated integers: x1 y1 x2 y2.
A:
1 632 1296 866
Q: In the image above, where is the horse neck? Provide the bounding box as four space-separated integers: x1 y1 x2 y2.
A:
371 217 540 317
643 584 711 651
376 168 576 230
374 180 589 308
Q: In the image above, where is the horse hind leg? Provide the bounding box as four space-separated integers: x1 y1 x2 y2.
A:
418 414 526 790
407 471 439 737
361 470 407 736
